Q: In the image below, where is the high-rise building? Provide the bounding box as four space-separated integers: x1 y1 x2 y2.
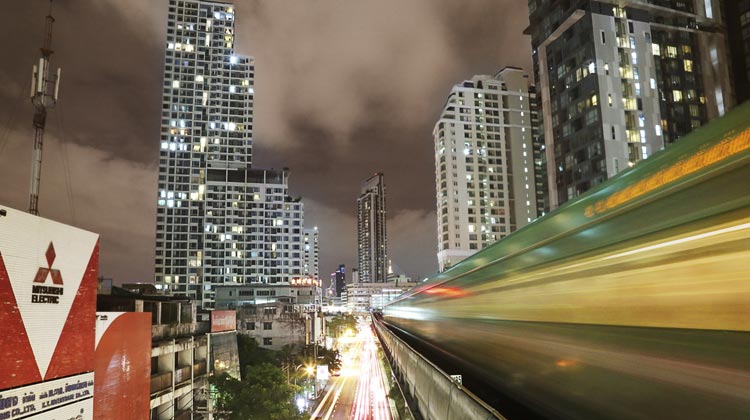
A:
357 173 388 282
527 0 733 209
433 68 540 271
302 227 319 281
334 264 346 297
154 1 310 308
722 0 750 104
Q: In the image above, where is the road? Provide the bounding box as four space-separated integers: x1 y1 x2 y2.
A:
310 323 393 420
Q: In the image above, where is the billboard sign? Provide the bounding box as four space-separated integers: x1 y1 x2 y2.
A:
0 373 94 420
211 310 236 333
0 205 99 419
94 312 151 420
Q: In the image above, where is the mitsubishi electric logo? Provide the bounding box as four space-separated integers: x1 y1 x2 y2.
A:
31 242 64 304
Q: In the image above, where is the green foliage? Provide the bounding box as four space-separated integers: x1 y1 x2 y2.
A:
316 346 342 373
211 364 305 420
326 314 358 338
237 333 276 368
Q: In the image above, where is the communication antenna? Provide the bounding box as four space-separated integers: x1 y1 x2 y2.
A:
28 0 61 215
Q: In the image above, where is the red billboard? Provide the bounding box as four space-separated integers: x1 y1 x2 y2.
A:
0 206 99 420
211 310 237 332
94 312 151 420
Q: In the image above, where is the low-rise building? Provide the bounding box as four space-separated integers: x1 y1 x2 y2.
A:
345 280 417 313
215 281 323 350
98 290 213 420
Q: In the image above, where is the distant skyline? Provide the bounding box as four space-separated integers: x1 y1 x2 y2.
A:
0 0 533 285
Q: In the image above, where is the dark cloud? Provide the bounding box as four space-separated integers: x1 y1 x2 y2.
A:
0 0 532 283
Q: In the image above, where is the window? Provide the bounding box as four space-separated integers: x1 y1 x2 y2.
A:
263 322 273 330
673 90 683 102
683 59 693 72
652 43 661 56
600 31 606 44
263 337 272 346
248 322 255 330
608 94 613 107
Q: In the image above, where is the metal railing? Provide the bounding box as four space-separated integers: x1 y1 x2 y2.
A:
373 317 505 420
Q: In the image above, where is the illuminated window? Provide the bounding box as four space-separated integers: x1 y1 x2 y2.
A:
652 43 661 56
683 59 693 72
608 94 613 107
591 94 598 106
666 46 678 58
172 80 180 88
673 90 683 102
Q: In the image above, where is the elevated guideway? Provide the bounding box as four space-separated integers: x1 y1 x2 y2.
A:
373 315 505 420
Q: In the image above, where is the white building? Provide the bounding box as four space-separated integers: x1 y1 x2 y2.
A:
154 0 308 307
345 280 416 314
434 68 539 271
214 282 324 350
303 227 320 281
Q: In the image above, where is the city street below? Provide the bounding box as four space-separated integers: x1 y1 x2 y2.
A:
310 321 394 420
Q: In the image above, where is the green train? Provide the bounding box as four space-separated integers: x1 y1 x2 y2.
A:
384 103 750 419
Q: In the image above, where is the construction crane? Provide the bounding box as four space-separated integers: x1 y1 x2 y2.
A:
28 1 61 215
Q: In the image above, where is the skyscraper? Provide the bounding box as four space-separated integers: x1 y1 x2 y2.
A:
334 264 346 297
722 0 750 104
302 227 319 281
434 68 540 271
154 1 306 308
527 0 733 209
357 173 388 282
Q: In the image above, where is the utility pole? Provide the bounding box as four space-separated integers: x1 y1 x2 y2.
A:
29 0 62 215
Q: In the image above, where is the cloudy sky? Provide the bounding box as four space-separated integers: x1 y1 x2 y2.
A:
0 0 532 284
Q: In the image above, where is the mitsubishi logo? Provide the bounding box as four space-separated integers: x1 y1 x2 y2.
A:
31 242 64 304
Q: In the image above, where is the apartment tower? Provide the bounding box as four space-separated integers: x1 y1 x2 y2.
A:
527 0 733 209
434 68 540 271
357 173 388 282
154 1 305 308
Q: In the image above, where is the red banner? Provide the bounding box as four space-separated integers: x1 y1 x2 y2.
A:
211 310 237 332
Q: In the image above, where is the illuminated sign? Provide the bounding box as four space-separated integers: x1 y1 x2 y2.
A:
290 277 319 287
585 128 749 217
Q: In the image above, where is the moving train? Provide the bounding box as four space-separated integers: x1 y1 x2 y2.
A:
384 103 750 419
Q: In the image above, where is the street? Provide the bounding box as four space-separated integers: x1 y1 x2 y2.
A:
310 322 394 420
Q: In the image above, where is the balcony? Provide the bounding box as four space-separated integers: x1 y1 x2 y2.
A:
194 361 207 378
150 371 172 395
174 365 193 385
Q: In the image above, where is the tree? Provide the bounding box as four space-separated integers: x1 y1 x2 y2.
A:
326 314 358 338
211 363 305 420
237 334 276 369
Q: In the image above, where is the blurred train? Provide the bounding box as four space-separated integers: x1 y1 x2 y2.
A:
384 103 750 419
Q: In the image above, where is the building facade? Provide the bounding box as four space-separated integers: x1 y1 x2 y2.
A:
723 0 750 104
302 227 320 281
97 294 212 420
214 282 323 350
345 280 417 314
527 0 732 209
357 173 388 282
333 264 346 297
434 68 540 271
155 0 255 306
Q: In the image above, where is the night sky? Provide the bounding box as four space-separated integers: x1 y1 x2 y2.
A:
0 0 532 285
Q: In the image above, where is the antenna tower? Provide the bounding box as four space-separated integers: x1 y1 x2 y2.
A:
28 0 61 215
